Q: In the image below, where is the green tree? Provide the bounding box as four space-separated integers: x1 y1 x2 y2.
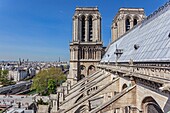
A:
31 67 66 95
47 79 56 94
0 70 9 85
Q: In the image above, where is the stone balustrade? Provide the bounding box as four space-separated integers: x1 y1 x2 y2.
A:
97 64 170 83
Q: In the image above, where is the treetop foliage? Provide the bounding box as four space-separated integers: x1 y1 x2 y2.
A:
31 67 66 95
0 70 12 86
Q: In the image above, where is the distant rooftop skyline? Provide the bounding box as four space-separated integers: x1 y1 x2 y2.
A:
0 0 167 61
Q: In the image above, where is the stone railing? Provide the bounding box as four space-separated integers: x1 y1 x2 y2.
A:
97 64 170 83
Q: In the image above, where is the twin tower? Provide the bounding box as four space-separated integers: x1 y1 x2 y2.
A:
68 7 145 85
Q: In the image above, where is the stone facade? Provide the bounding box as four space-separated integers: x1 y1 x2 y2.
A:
111 8 145 42
68 7 103 85
52 2 170 113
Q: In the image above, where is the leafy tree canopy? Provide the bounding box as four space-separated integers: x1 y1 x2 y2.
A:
31 67 66 95
0 70 11 85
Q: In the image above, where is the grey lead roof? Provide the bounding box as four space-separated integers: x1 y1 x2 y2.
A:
101 1 170 63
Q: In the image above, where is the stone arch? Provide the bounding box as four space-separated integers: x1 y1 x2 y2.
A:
133 15 141 26
141 96 163 113
125 15 132 32
79 65 86 80
80 74 85 80
80 65 86 71
79 15 86 20
122 83 128 91
87 65 95 75
88 48 93 59
125 14 133 21
74 105 88 113
87 15 94 19
75 94 84 104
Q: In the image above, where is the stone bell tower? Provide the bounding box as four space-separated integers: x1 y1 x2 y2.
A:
111 8 145 42
68 7 103 85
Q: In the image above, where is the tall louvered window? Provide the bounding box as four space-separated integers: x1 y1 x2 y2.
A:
126 19 130 31
134 19 138 26
81 16 85 42
89 16 93 42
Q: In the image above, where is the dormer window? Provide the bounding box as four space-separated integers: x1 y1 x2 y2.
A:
134 44 139 50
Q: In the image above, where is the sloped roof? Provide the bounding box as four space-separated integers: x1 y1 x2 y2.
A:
101 1 170 63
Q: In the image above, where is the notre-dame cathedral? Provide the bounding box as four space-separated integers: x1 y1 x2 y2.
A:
68 7 145 85
51 2 170 113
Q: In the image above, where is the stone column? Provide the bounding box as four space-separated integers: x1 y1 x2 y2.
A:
85 16 89 42
99 50 101 59
79 18 82 41
98 16 101 42
72 49 74 60
75 48 78 60
92 49 94 59
122 18 125 35
117 20 121 38
120 18 124 36
92 17 96 42
73 17 76 41
130 77 136 85
85 49 87 59
70 48 72 60
112 23 118 42
87 49 89 59
96 50 99 60
130 19 133 29
75 16 79 41
94 51 96 59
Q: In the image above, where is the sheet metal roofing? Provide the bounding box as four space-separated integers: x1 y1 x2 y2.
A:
101 1 170 63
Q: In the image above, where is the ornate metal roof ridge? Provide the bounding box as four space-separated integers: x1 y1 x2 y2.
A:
145 0 170 21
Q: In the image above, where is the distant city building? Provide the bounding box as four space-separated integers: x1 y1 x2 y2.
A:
0 60 68 83
8 68 28 82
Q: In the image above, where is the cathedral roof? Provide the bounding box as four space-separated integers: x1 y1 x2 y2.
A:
101 1 170 63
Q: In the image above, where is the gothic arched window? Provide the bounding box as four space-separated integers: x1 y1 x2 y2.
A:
134 18 138 26
89 49 92 59
126 18 130 32
81 16 85 42
88 16 93 42
82 48 85 59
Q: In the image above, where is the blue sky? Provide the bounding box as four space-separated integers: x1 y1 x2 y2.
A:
0 0 168 61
